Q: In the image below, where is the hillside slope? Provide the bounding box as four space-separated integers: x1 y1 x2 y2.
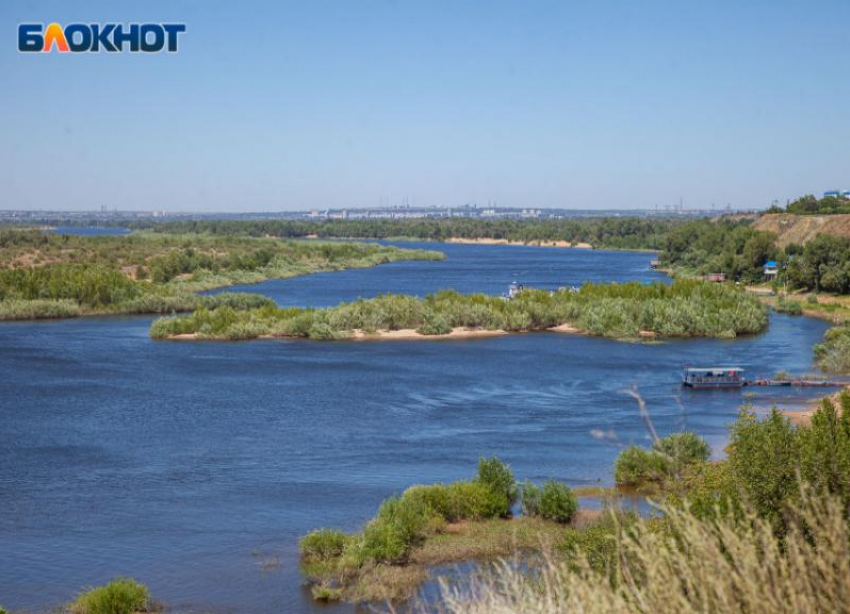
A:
752 213 850 246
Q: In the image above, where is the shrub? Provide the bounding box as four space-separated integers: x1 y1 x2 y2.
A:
362 494 441 563
425 481 502 521
797 394 850 511
69 578 150 614
678 460 740 521
537 481 578 523
300 529 349 562
476 456 517 516
416 311 452 335
727 408 799 532
652 432 711 470
614 445 669 486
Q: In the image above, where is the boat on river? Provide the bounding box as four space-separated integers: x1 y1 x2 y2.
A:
682 367 745 388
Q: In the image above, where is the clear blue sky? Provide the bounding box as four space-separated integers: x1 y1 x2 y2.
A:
2 1 848 212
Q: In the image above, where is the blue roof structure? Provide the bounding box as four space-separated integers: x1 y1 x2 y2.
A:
764 261 777 268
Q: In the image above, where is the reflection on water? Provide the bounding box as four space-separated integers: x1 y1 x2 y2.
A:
0 243 831 613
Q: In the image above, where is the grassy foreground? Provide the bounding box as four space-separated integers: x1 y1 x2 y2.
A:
0 229 443 320
149 279 768 341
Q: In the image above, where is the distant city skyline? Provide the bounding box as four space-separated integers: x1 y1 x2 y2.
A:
2 0 849 212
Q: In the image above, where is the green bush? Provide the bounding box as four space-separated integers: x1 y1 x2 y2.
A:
69 578 150 614
797 393 850 511
362 494 441 563
444 481 507 520
300 529 349 561
537 481 578 523
416 311 452 335
476 456 517 516
652 432 711 470
727 408 799 532
614 445 669 486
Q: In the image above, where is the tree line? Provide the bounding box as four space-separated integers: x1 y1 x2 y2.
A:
124 217 679 250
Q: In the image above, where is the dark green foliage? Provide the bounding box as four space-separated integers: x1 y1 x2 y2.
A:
406 481 506 522
125 217 679 251
476 456 517 517
683 401 850 531
659 219 779 284
536 481 578 523
362 495 440 563
615 432 711 487
69 578 150 614
784 193 850 215
797 393 850 512
726 408 799 531
652 432 711 469
785 234 850 294
0 264 141 307
679 460 740 521
614 445 670 486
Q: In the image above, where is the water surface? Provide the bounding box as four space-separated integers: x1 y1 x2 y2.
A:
0 243 830 613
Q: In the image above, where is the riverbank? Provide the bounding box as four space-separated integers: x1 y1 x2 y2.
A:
0 232 444 321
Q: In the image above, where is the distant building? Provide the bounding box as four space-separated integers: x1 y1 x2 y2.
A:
763 260 778 280
843 191 850 199
824 190 842 198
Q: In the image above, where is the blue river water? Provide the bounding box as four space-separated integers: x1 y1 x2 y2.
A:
0 242 831 613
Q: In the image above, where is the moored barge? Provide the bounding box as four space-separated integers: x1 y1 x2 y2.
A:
682 367 745 388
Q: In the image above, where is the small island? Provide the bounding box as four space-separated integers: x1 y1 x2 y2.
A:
149 280 768 341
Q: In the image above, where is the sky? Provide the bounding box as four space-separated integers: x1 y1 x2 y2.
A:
2 0 849 212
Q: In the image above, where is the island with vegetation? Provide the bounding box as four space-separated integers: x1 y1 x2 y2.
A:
0 229 443 320
149 279 768 341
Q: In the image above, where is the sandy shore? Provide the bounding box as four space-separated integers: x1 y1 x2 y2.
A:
350 327 509 341
445 237 593 249
783 386 848 425
164 325 594 342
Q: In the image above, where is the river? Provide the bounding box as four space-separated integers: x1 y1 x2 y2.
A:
0 242 831 613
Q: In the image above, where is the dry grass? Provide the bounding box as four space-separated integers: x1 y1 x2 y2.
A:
753 212 850 247
436 489 850 614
